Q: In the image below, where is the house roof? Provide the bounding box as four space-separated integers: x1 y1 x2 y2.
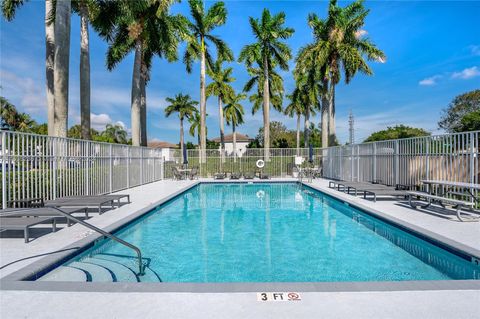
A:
212 133 252 143
147 141 179 149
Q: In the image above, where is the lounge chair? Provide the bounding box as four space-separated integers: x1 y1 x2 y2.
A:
1 207 89 223
259 172 270 180
214 172 226 180
230 172 241 180
0 216 57 243
362 188 408 202
244 172 255 180
44 195 126 214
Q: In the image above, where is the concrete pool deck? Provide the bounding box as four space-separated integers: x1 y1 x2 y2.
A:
1 178 479 318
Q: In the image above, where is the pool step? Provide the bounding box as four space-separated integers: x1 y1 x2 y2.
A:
39 266 88 282
39 254 162 283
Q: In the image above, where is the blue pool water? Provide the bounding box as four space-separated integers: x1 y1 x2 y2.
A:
39 183 479 283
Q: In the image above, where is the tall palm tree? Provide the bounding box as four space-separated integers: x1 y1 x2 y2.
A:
206 59 234 156
165 94 199 163
53 0 71 137
73 0 99 140
184 0 233 162
224 93 245 162
284 92 304 155
188 110 202 147
1 0 56 135
300 0 385 146
238 8 294 160
94 0 187 146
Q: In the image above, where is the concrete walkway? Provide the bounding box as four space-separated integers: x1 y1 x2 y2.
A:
1 178 479 318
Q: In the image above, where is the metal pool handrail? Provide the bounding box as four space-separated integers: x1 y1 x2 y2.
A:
49 207 145 276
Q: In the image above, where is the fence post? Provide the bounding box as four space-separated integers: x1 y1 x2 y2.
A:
426 138 430 181
86 141 90 196
52 137 57 200
127 147 130 188
1 131 6 209
109 144 113 193
373 143 377 182
394 140 399 186
470 131 475 185
140 148 144 185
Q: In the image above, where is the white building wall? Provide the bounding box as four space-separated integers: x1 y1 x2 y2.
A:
222 142 249 157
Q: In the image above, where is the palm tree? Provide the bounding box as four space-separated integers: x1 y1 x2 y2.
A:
284 92 304 155
53 0 71 137
165 94 199 163
238 8 294 160
94 0 187 146
188 110 201 147
72 0 98 140
224 93 245 162
1 0 56 135
206 59 234 157
300 0 385 145
184 0 233 162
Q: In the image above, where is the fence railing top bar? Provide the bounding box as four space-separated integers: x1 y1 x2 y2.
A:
0 130 163 152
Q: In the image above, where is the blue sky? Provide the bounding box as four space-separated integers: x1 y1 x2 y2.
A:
1 0 479 144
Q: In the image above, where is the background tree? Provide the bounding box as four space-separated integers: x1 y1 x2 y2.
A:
458 110 480 132
364 125 430 142
284 92 305 155
438 90 480 132
298 0 385 146
239 8 294 160
206 59 235 156
184 0 233 162
188 109 201 147
165 94 199 163
1 0 56 136
94 0 187 146
1 96 42 132
224 92 245 161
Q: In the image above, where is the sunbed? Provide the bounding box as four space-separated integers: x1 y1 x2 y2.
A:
1 207 89 223
230 172 241 180
361 189 408 202
259 172 270 180
0 216 57 243
244 172 255 179
44 195 128 214
214 172 226 180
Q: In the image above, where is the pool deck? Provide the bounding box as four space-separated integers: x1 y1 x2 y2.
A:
1 178 479 318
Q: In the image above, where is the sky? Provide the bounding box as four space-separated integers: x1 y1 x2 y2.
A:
1 0 479 144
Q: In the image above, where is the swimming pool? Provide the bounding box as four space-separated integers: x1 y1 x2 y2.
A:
38 183 479 283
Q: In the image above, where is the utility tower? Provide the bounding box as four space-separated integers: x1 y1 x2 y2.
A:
349 110 355 145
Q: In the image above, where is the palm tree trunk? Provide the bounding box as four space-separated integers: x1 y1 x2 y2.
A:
263 55 270 161
79 4 91 140
53 0 71 137
199 36 207 163
328 83 336 145
232 124 237 163
45 0 55 136
321 79 329 148
130 40 142 146
296 113 300 156
219 96 225 163
304 106 310 148
140 66 147 146
180 117 185 163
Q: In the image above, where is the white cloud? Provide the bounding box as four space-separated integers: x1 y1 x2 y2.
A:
419 75 441 86
451 66 480 80
90 113 113 131
0 69 46 115
470 45 480 56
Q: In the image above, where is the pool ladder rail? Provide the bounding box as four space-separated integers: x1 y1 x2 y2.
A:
49 207 146 276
